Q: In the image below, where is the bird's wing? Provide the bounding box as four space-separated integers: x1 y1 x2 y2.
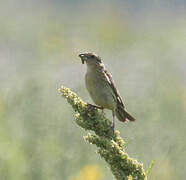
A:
104 69 125 108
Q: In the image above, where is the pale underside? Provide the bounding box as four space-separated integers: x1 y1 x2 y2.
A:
85 68 123 110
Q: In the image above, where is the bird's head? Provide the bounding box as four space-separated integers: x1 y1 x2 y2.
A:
78 52 102 66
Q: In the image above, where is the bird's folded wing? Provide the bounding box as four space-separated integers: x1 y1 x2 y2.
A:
104 69 125 108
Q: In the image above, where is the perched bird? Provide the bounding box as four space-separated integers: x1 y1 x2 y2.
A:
79 52 136 132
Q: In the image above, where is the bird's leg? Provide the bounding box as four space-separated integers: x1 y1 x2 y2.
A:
112 110 115 134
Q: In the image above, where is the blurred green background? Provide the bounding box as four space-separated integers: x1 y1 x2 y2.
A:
0 0 186 179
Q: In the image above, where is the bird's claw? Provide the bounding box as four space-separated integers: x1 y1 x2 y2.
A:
87 103 104 111
87 103 97 111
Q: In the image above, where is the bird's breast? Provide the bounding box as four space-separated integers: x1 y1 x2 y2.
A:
85 71 115 110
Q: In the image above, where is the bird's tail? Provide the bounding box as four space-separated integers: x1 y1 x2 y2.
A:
115 105 136 122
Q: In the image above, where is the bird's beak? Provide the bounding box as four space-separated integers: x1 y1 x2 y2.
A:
78 54 85 64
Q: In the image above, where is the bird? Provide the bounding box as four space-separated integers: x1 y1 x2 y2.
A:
78 52 136 132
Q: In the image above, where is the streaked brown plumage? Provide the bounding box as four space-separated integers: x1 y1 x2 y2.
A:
79 52 135 131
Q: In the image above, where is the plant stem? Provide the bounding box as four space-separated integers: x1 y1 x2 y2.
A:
59 86 147 180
